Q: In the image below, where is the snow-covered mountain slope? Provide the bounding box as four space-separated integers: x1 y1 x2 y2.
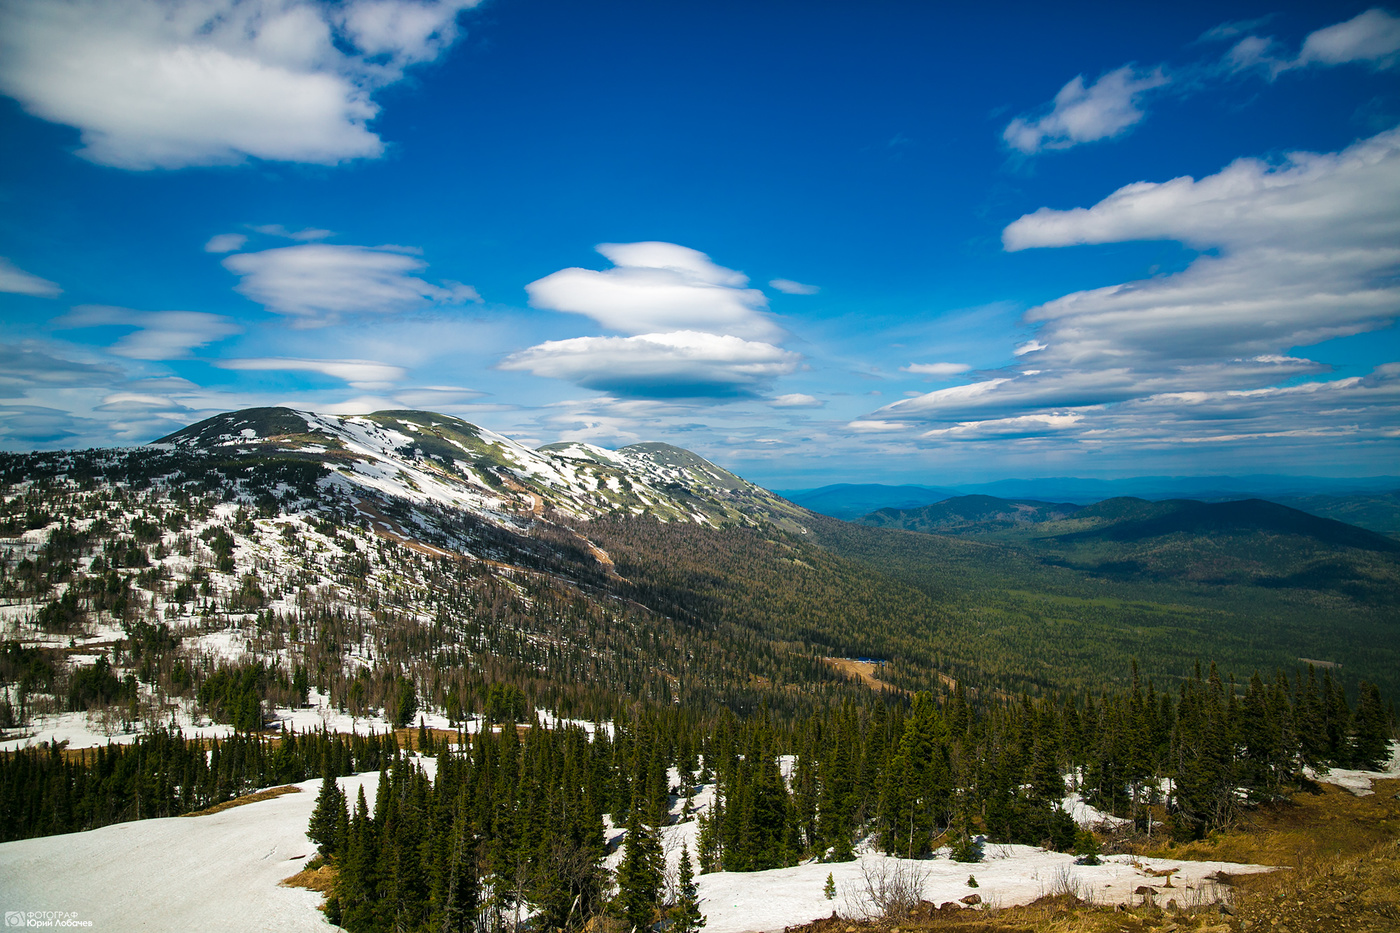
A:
156 407 809 534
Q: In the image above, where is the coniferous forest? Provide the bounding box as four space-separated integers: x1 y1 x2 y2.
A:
3 657 1392 932
0 419 1397 932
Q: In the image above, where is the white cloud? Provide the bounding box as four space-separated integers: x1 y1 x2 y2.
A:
0 0 479 170
901 362 970 377
1001 127 1400 363
0 341 122 392
251 224 334 241
1198 17 1277 44
215 356 407 391
526 242 778 340
1296 8 1400 69
846 420 908 433
923 412 1083 440
1224 9 1400 77
0 257 61 297
223 242 479 322
1002 65 1169 154
389 385 485 409
770 393 822 408
500 331 800 398
204 233 248 253
53 306 241 359
868 128 1400 455
769 278 820 295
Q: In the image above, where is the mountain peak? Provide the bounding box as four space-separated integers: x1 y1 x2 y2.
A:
151 406 808 538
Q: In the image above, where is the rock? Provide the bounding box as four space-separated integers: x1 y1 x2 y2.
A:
1135 885 1156 895
960 893 981 905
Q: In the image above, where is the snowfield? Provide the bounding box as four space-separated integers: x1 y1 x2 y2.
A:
1 766 1275 933
0 772 375 932
1304 740 1400 796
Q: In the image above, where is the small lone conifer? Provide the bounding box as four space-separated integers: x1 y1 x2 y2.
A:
672 845 706 933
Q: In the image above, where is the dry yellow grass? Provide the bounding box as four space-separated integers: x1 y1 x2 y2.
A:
785 777 1400 933
281 862 338 894
180 783 300 817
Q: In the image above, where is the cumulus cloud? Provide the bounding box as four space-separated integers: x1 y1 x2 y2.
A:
215 356 407 391
0 0 479 169
223 242 478 322
0 257 61 297
54 306 241 360
526 242 778 340
500 331 800 398
902 362 970 378
769 278 820 295
1002 65 1169 154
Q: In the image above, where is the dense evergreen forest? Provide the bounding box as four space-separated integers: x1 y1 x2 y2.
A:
3 661 1392 932
1 426 1397 932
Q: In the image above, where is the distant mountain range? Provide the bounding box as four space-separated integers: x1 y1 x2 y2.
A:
862 495 1398 552
2 405 1396 721
781 479 1400 535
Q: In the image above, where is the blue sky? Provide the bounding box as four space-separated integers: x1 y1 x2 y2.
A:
1 0 1398 487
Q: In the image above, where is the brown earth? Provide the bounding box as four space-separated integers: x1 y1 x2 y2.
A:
823 658 912 696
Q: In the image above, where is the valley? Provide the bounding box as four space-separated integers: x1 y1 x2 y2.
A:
0 407 1395 933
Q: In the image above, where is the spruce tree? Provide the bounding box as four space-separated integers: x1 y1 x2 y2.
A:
614 805 662 932
671 845 706 933
1351 682 1392 770
307 771 346 857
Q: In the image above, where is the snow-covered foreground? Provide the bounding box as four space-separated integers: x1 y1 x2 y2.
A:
698 848 1264 932
1305 741 1400 796
0 772 374 932
1 766 1271 933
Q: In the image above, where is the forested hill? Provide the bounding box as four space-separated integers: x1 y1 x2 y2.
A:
1 405 1397 749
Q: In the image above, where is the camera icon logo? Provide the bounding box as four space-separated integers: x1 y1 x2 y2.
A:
4 912 25 928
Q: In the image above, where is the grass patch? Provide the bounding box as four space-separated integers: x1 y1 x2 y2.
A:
180 784 300 817
282 857 338 894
